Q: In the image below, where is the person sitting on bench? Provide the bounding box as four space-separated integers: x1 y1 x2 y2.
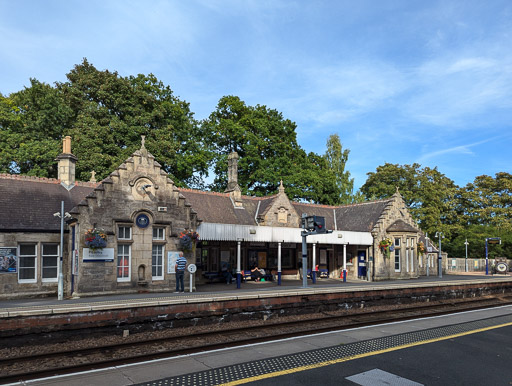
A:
250 265 264 281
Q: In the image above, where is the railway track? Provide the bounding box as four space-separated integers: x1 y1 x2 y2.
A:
1 295 511 384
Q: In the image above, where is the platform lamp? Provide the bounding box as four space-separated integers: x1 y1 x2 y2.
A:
425 233 429 277
464 239 469 272
435 232 444 278
53 201 71 300
236 238 243 289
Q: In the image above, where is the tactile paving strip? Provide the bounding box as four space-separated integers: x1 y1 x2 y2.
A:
136 314 512 386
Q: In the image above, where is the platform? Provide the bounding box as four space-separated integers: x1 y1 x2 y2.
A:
1 273 510 318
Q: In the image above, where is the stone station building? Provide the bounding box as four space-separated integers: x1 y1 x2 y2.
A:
0 137 438 299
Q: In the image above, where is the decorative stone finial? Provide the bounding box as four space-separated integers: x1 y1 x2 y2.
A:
90 170 97 183
279 180 285 194
141 135 146 149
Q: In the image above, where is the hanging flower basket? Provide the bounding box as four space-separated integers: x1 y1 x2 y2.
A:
178 230 199 252
85 228 107 251
379 238 392 258
418 241 425 256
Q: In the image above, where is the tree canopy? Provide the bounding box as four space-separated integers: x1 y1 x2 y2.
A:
202 95 342 204
2 59 511 258
0 59 210 188
324 133 356 204
361 165 511 258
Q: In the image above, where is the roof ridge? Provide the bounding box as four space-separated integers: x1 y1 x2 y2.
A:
336 198 393 208
0 173 99 188
178 187 274 201
0 173 61 184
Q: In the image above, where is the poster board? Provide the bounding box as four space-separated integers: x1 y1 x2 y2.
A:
167 251 180 274
0 247 17 273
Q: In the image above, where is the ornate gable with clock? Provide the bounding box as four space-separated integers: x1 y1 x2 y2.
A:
71 137 200 296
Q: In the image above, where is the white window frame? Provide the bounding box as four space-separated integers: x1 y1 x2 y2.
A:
117 244 131 282
41 243 59 283
394 237 401 247
18 243 37 283
152 244 165 280
118 226 132 240
394 248 401 272
152 227 165 241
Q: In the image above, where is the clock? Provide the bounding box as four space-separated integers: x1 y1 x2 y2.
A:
136 213 150 228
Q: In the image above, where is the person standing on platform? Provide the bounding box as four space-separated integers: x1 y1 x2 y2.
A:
175 252 187 293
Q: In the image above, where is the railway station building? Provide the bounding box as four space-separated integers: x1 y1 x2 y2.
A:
0 137 439 298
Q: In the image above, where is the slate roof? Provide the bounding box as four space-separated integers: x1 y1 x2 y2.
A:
0 174 96 232
178 188 262 225
387 219 418 233
1 171 394 236
179 188 393 233
334 200 392 232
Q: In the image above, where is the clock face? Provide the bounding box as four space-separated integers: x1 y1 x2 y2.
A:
136 213 150 228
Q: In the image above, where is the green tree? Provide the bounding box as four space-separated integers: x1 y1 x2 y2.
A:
203 95 341 204
0 80 72 176
360 163 458 238
59 59 210 187
0 59 210 187
324 133 354 204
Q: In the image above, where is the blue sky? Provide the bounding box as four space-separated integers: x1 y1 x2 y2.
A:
1 0 511 190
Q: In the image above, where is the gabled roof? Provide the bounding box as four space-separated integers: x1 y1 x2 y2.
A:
0 174 96 232
1 169 395 235
179 187 393 233
387 219 418 233
334 199 392 232
178 188 262 225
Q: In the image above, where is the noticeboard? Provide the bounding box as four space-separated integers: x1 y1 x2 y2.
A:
0 247 17 273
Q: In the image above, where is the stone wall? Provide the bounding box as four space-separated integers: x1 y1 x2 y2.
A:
73 146 199 297
0 231 61 299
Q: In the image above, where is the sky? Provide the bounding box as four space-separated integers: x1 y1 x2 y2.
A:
1 0 511 190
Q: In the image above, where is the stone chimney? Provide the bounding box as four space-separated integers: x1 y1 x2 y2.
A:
55 136 78 189
224 152 243 207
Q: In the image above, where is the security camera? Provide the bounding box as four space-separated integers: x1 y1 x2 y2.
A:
53 212 60 217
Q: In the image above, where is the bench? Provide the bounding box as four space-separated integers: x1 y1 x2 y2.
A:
243 270 273 282
307 269 329 279
202 271 223 283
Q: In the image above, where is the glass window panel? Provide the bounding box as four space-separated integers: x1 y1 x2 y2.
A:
152 228 165 240
20 244 36 256
118 227 131 240
117 244 130 279
152 244 163 278
43 244 58 255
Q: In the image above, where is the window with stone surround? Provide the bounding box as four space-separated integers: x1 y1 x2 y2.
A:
152 244 164 279
394 237 401 247
18 244 37 283
118 226 132 240
152 227 165 241
42 244 59 282
117 244 131 281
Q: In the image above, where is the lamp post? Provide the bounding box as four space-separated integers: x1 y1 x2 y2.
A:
54 202 71 301
464 239 469 272
236 238 242 289
435 231 443 278
425 233 429 277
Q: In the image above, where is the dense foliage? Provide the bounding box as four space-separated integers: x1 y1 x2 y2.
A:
201 95 343 204
361 165 511 259
1 60 510 258
0 59 209 188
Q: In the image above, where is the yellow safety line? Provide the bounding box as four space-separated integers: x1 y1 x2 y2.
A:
220 321 512 386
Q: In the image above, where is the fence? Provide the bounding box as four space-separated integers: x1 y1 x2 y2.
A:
445 257 511 273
